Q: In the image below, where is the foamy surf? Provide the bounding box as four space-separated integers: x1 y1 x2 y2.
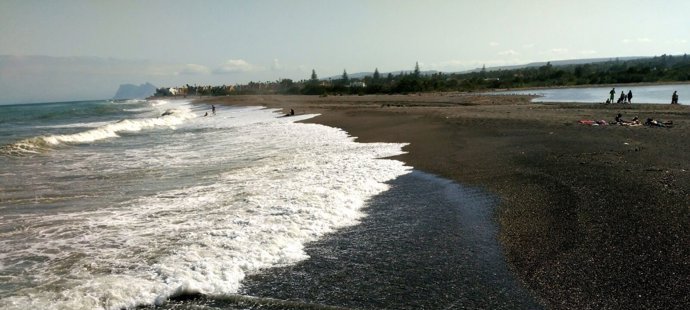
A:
0 102 411 309
0 107 196 155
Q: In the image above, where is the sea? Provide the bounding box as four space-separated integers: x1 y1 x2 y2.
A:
0 99 538 309
494 83 690 104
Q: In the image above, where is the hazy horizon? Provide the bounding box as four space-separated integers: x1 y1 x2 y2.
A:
2 0 689 104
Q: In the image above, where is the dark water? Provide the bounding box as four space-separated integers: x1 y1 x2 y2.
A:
155 171 541 309
0 100 140 147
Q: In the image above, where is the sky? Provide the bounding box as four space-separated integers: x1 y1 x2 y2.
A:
1 0 689 104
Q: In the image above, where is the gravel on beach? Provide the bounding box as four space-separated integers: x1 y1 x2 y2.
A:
201 94 690 309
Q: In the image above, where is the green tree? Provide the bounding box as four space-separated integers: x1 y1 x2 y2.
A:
302 69 324 95
414 61 421 77
373 68 380 80
341 69 349 85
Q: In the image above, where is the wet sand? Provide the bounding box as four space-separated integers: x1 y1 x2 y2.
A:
199 94 690 309
238 171 540 309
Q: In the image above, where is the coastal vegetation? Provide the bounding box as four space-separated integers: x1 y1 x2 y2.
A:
154 54 690 97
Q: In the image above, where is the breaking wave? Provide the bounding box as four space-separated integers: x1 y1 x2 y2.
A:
0 108 196 156
0 105 412 309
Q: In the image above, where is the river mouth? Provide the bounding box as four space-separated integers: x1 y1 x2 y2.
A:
155 170 541 309
490 83 690 104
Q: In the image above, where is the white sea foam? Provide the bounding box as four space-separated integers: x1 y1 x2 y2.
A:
34 121 113 129
0 107 196 155
148 99 171 106
109 99 147 104
0 104 411 309
41 108 196 145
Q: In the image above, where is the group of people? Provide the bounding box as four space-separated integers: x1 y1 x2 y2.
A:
613 113 673 127
614 113 640 125
201 105 296 117
607 88 633 104
607 88 681 104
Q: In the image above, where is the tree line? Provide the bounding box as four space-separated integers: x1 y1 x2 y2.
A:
155 54 690 97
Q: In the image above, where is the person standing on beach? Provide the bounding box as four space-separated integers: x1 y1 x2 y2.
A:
610 88 616 103
671 91 679 104
627 90 633 104
212 105 216 114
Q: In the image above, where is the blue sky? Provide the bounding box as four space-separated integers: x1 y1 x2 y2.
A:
1 0 689 104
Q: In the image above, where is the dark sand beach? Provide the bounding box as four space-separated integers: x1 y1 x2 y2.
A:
197 94 690 309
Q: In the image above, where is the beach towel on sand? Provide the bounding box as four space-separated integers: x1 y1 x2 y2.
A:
578 120 609 126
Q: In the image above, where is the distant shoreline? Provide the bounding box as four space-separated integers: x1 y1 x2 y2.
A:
484 80 690 92
149 81 690 103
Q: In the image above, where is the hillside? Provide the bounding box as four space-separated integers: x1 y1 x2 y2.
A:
113 82 157 100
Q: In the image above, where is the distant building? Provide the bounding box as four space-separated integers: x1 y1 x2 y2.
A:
350 81 366 88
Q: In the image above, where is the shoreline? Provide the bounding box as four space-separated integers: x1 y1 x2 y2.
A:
484 80 690 92
198 94 690 309
238 170 541 309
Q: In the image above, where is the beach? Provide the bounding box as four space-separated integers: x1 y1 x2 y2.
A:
201 94 690 309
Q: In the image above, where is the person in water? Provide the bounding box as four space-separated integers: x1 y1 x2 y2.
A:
627 90 633 103
609 88 616 103
212 105 216 114
671 91 679 104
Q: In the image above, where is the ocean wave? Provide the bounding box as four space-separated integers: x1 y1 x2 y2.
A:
33 121 113 129
0 108 411 309
148 99 171 106
108 99 147 104
0 108 196 156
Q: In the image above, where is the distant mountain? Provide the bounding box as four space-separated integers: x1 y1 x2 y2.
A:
460 56 649 73
330 57 651 80
112 83 156 100
336 56 652 80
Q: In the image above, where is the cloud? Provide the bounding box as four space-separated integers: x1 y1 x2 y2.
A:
549 48 569 54
0 55 175 104
622 38 651 44
179 63 211 75
579 50 597 55
489 41 500 47
271 58 283 71
498 49 519 56
522 43 535 49
214 59 259 74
